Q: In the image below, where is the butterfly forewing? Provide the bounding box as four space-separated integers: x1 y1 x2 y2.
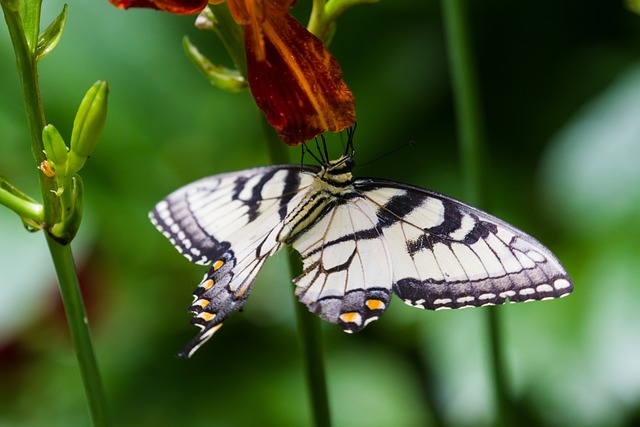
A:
150 166 318 356
355 180 573 310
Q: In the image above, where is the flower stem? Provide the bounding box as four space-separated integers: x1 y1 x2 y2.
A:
2 3 111 425
46 237 111 427
0 183 43 223
260 116 332 427
440 0 512 424
2 3 58 220
209 2 246 77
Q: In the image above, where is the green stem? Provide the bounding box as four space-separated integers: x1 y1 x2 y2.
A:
260 117 332 427
3 3 111 425
440 0 512 425
209 2 246 77
290 258 332 427
308 0 327 40
0 185 44 222
308 0 377 43
440 0 483 204
2 3 58 222
46 238 111 426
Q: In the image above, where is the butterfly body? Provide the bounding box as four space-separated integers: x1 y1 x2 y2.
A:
150 153 572 357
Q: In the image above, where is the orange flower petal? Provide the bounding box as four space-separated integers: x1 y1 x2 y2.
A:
227 0 296 61
226 0 295 24
244 12 356 146
109 0 207 14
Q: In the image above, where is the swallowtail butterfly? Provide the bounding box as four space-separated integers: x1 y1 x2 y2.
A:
150 139 572 357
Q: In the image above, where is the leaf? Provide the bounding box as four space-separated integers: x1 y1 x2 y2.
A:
36 3 67 61
183 36 247 92
18 0 42 51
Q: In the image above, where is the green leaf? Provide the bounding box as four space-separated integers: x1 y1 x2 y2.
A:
183 36 246 92
207 3 247 77
18 0 43 52
36 3 67 61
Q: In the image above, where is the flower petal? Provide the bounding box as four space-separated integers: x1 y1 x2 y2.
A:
244 12 356 146
109 0 208 14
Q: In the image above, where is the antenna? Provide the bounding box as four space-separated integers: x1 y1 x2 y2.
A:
357 140 416 168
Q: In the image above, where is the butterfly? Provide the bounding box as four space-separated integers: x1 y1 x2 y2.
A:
150 137 573 357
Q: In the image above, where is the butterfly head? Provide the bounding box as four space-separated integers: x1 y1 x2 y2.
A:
319 154 355 186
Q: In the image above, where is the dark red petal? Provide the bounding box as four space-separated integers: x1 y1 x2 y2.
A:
245 12 356 146
109 0 207 14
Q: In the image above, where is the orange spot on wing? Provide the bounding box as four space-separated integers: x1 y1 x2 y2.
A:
201 279 214 291
339 312 362 325
366 299 386 311
197 312 216 322
194 299 210 309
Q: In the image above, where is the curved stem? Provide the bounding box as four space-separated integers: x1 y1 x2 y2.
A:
307 0 327 39
0 185 44 222
440 0 512 425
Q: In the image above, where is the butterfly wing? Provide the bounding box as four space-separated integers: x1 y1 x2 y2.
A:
356 179 573 310
150 165 318 357
288 196 394 333
289 177 572 334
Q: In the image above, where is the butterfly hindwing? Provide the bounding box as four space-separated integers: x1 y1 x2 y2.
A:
355 180 573 310
288 197 394 332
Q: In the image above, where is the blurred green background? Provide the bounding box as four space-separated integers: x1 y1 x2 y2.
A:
2 0 640 426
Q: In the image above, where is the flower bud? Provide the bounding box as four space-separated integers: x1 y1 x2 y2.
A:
42 124 68 166
68 80 109 174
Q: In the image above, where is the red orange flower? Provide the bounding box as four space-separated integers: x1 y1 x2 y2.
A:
109 0 356 146
109 0 207 14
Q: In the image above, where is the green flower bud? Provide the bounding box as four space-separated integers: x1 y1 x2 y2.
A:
42 124 68 166
68 80 109 174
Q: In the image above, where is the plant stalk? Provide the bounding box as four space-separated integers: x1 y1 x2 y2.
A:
0 185 43 222
2 3 111 424
440 0 512 425
46 238 111 426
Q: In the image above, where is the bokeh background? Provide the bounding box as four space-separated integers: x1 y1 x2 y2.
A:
2 0 640 425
